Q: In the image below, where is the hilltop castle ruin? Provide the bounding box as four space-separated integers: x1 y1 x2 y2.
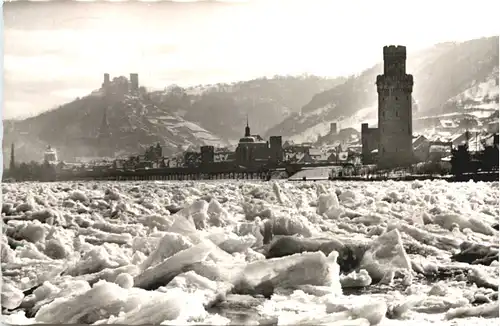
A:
102 73 140 93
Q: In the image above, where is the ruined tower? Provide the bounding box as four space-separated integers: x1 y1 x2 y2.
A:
376 45 414 168
103 73 110 89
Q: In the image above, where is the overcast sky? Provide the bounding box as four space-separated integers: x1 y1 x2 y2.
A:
3 0 499 119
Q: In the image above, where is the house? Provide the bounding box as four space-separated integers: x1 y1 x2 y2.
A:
412 135 430 162
483 133 499 148
214 151 234 163
452 131 481 147
439 120 458 130
428 144 452 162
308 149 324 161
486 120 499 133
285 144 311 154
285 152 305 163
297 151 314 164
184 151 201 167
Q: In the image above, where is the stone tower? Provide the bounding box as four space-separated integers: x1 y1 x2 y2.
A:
103 73 110 89
376 45 414 168
130 73 139 92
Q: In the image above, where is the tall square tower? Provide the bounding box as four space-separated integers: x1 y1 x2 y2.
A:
330 122 337 135
130 73 139 92
376 45 414 168
269 136 283 164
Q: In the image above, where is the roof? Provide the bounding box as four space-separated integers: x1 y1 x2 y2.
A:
412 135 428 144
297 152 314 164
239 137 256 143
440 120 458 128
251 134 265 141
285 152 304 163
429 144 451 153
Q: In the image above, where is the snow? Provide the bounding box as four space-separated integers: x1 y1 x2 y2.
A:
1 180 499 325
450 68 499 109
289 167 332 181
142 113 227 147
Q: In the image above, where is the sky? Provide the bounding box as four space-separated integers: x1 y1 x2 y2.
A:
3 0 499 120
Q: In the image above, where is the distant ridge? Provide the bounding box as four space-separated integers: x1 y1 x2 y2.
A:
3 74 344 164
265 36 499 143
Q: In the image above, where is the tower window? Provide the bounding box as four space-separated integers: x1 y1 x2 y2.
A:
396 111 399 117
395 96 399 100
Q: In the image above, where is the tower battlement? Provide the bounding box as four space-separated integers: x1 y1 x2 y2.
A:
382 45 408 76
383 45 407 58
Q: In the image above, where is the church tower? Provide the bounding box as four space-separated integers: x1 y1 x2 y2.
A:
244 115 251 137
376 45 414 168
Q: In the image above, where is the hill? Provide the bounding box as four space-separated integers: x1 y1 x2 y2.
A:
170 75 346 140
264 36 499 142
2 75 344 164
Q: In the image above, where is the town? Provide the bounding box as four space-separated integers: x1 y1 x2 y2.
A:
4 45 499 183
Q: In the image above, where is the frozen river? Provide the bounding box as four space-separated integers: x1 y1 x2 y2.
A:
1 180 498 325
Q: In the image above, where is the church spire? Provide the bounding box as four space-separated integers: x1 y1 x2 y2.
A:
244 114 251 137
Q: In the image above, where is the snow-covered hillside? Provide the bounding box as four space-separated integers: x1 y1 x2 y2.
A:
117 94 227 149
266 36 499 142
448 66 499 113
1 180 499 325
2 91 227 164
3 75 345 163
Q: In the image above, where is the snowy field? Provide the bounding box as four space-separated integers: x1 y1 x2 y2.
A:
1 180 499 325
